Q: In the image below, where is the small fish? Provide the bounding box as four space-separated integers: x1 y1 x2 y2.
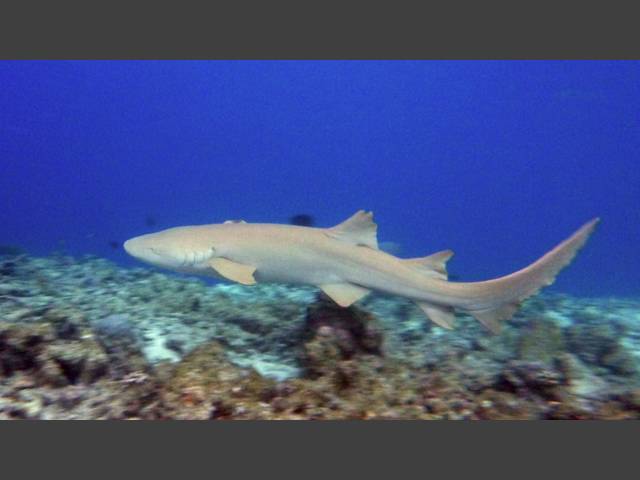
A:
0 245 26 256
108 241 120 250
289 214 315 227
145 215 158 227
124 210 598 333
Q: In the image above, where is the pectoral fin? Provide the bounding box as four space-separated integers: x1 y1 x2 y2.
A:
209 258 257 285
319 283 370 307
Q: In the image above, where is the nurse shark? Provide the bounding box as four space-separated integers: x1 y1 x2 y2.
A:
124 210 598 332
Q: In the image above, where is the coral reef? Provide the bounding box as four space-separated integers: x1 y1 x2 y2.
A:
1 253 640 419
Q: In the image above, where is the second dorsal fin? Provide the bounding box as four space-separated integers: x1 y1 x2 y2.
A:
402 250 454 280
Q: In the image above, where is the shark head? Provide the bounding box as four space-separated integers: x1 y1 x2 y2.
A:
124 232 183 270
124 226 216 271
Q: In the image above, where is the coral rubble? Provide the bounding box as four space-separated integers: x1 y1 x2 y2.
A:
1 253 639 419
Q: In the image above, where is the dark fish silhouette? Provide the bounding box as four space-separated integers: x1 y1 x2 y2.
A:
108 241 120 250
0 245 25 256
289 214 315 227
145 215 158 227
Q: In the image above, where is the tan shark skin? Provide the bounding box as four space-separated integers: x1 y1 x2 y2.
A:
124 211 599 332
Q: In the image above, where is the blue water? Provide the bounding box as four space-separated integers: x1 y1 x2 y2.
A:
1 61 638 297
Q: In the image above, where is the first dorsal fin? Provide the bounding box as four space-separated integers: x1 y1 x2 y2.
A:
325 210 379 249
403 250 454 280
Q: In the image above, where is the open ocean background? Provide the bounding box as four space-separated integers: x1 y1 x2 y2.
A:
1 61 638 297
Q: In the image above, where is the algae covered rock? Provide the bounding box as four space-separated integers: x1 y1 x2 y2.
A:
601 347 638 376
300 293 388 395
0 307 161 419
2 251 640 420
159 341 275 420
556 353 609 403
498 360 563 400
156 297 427 420
302 293 384 370
0 307 109 386
91 313 149 377
567 322 617 365
566 322 638 377
42 307 87 340
517 316 566 364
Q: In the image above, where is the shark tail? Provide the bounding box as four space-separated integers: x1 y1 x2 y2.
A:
458 218 600 332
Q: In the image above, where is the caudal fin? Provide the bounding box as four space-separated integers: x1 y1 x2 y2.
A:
462 218 600 332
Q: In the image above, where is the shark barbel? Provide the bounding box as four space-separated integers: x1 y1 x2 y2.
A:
124 211 599 332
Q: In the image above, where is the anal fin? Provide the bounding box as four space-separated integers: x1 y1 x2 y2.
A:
319 283 370 307
467 302 520 334
209 257 257 285
416 302 456 329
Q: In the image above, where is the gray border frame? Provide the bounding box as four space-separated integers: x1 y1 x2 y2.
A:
1 1 639 58
1 421 638 475
1 0 638 472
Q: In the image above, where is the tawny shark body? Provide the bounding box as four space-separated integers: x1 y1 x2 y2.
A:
124 211 598 332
